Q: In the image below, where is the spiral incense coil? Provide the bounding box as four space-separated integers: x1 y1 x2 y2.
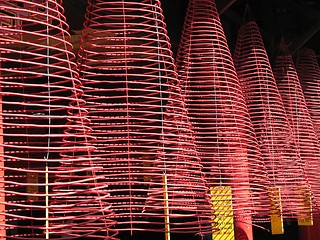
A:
77 0 213 235
296 49 320 141
233 21 310 218
175 0 271 223
274 52 320 213
0 0 117 239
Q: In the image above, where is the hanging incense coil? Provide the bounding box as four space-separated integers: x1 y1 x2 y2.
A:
176 0 271 224
77 0 213 235
233 21 310 218
0 0 117 239
274 50 320 214
296 49 320 142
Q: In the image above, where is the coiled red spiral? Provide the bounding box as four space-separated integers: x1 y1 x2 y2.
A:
233 21 310 218
176 0 271 223
274 51 320 213
77 0 213 235
0 0 117 239
296 49 320 142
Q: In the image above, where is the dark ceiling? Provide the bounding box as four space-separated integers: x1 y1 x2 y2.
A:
62 0 320 63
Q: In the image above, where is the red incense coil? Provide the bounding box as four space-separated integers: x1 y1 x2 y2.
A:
0 0 117 239
296 49 320 142
176 0 271 224
77 0 213 235
233 21 310 218
142 85 214 234
274 51 320 213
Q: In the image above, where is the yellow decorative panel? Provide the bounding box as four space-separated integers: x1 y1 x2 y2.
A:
210 186 235 240
270 187 284 235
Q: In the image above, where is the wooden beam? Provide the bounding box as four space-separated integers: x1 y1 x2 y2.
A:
217 0 238 15
289 18 320 54
162 175 170 240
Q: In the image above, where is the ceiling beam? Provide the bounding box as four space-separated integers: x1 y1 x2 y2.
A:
289 18 320 54
217 0 238 15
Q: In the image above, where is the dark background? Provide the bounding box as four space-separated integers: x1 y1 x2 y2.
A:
62 0 320 63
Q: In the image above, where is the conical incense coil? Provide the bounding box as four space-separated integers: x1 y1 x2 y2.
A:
176 0 271 222
0 0 117 239
233 21 310 218
296 49 320 142
274 51 320 214
77 0 213 235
